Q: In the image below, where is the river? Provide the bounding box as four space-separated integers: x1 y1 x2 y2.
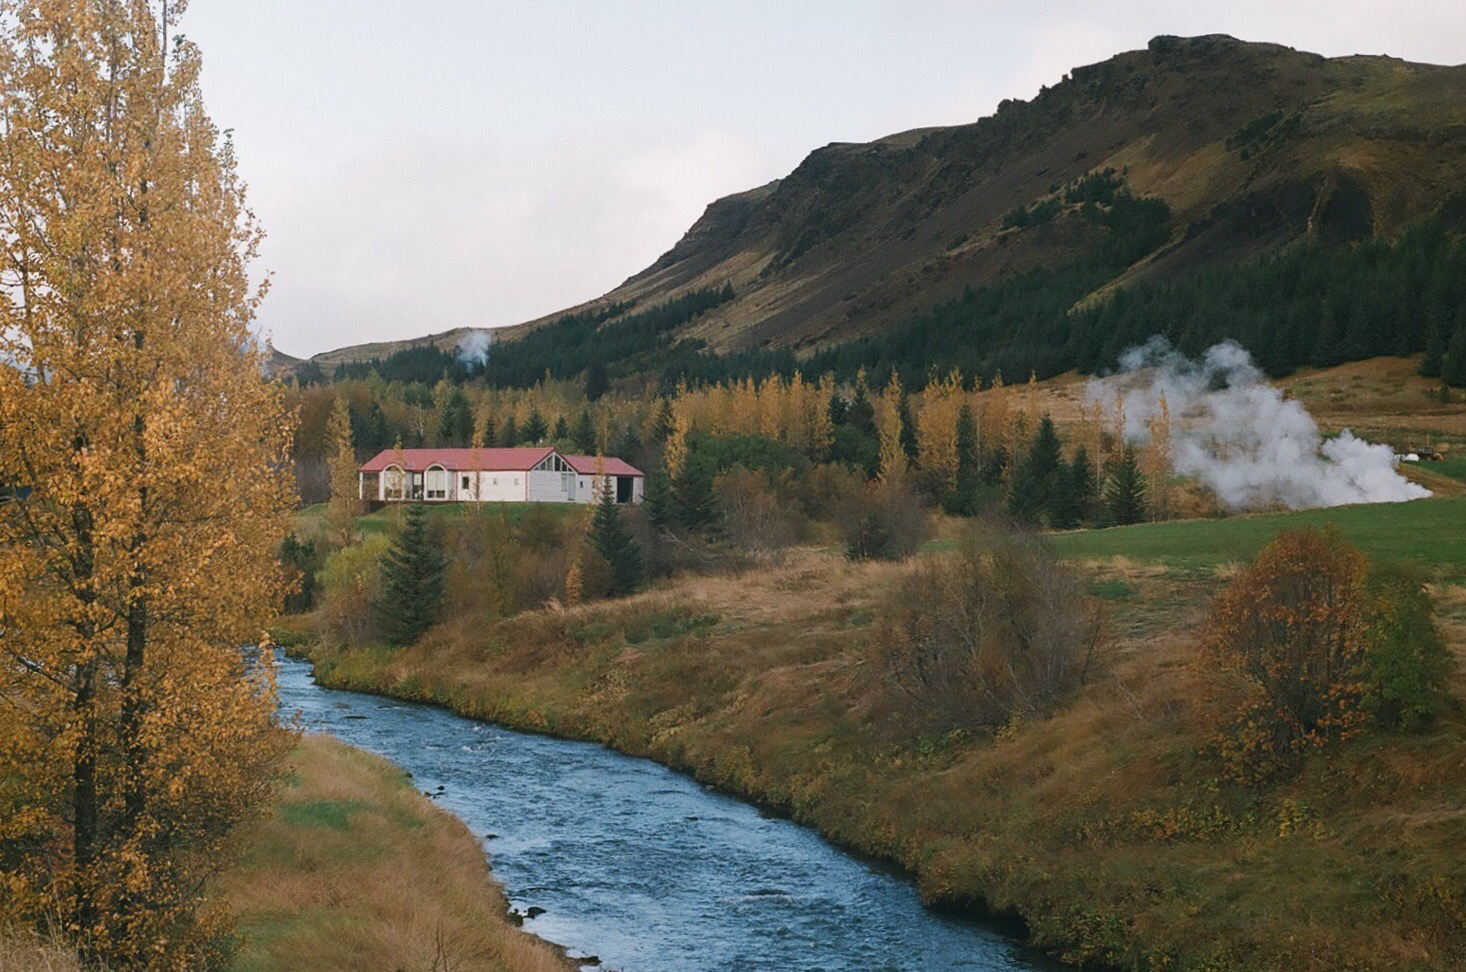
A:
276 657 1052 972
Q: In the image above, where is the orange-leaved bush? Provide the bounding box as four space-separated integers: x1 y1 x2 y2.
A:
1203 528 1370 778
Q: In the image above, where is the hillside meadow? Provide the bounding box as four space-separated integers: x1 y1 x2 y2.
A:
292 491 1466 972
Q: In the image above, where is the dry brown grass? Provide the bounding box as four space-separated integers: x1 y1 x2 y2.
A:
217 735 572 972
302 515 1466 970
0 937 85 972
1279 356 1466 444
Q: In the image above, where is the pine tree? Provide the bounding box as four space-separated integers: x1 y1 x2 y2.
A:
590 479 644 596
585 359 610 401
365 400 391 453
955 403 979 487
377 505 447 645
572 409 598 454
673 454 720 533
614 423 643 464
1007 460 1044 524
650 397 675 443
1070 445 1099 523
1008 415 1063 524
1106 446 1149 526
1420 306 1447 378
552 414 570 442
522 407 549 444
1442 325 1466 388
436 390 471 445
644 457 674 529
500 414 520 447
827 390 850 426
848 371 877 437
1049 463 1083 530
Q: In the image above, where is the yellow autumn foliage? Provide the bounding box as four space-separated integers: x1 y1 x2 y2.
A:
0 3 295 967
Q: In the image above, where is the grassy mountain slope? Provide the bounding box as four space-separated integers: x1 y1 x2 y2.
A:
490 34 1466 356
304 35 1466 380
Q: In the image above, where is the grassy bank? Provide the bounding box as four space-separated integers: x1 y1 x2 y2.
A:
217 734 573 972
297 500 1466 971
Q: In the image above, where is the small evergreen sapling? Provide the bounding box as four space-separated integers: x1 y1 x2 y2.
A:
590 478 644 597
377 504 448 645
1105 446 1148 525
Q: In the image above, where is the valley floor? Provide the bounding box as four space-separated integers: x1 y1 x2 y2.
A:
293 495 1466 972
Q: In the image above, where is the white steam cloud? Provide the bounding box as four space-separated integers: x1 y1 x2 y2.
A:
1090 337 1430 511
456 329 492 368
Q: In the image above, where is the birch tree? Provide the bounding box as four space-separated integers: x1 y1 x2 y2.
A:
0 2 294 966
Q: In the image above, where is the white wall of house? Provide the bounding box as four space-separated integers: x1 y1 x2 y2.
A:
527 468 574 503
469 471 526 502
572 474 643 504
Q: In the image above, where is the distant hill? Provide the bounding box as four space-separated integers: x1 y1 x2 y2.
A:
300 34 1466 383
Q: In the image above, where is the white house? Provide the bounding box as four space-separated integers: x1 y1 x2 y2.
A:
358 447 645 505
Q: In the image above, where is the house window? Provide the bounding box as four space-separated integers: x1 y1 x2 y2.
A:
384 467 406 500
461 476 471 490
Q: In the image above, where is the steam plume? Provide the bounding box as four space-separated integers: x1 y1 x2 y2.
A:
1090 337 1430 511
456 329 492 368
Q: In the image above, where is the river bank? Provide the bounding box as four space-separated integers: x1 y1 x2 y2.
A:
283 545 1466 971
217 734 575 972
273 657 1049 970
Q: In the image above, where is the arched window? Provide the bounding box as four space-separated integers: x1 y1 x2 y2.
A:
383 465 406 501
425 465 448 500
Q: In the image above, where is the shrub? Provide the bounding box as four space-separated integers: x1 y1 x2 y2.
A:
316 533 392 647
716 467 797 566
1203 528 1376 779
1362 564 1453 731
841 477 929 561
877 522 1102 730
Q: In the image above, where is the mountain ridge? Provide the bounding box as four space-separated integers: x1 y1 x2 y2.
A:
300 34 1466 373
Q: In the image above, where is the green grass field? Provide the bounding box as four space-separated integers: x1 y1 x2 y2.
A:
297 500 584 539
1425 458 1466 482
354 501 583 536
1050 496 1466 577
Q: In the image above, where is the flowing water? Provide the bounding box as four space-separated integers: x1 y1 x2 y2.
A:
277 658 1051 972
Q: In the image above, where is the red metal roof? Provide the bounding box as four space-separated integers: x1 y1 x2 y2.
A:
358 447 553 474
358 447 644 478
564 454 645 477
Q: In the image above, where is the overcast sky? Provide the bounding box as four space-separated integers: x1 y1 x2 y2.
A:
179 1 1466 359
